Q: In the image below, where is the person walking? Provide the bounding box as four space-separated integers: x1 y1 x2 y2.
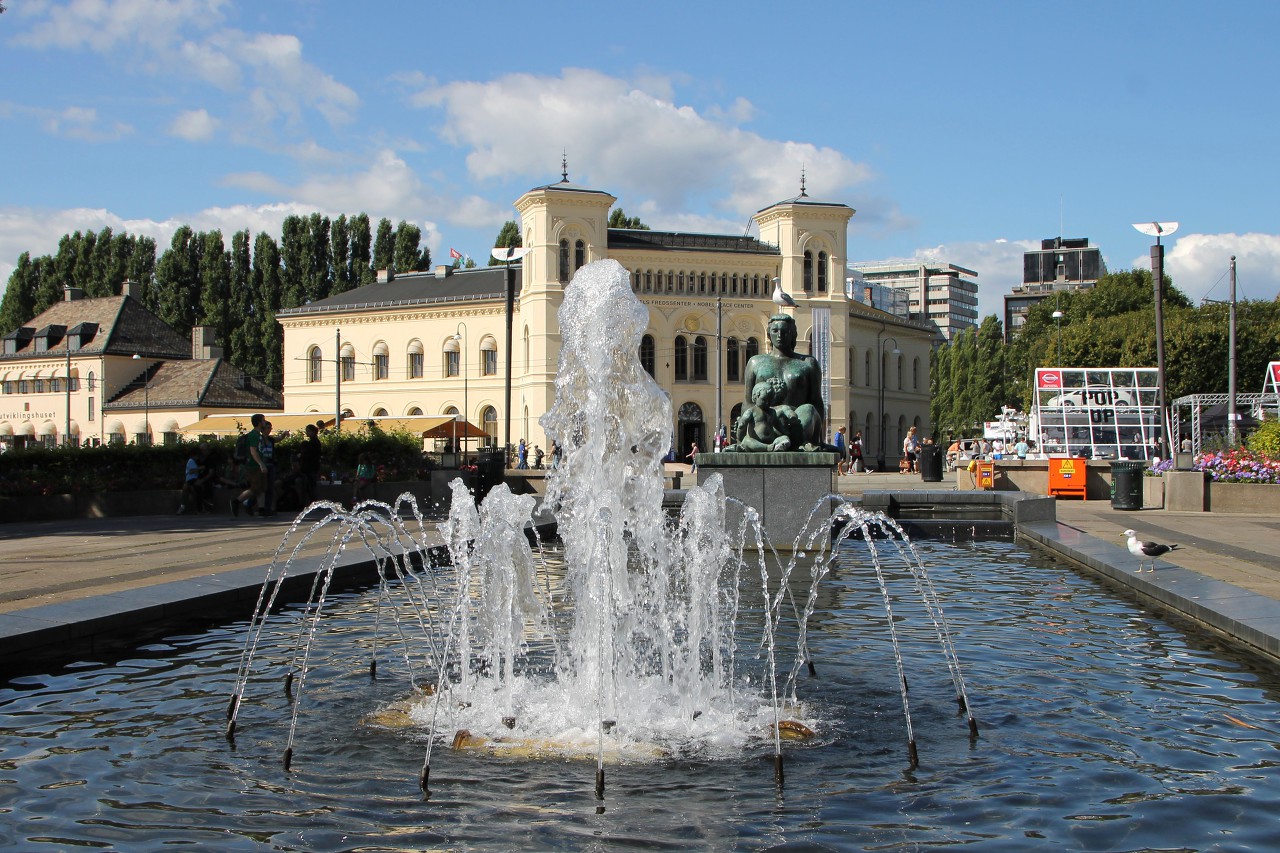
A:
687 441 700 473
516 439 529 469
834 426 848 475
232 414 266 518
297 423 322 504
902 426 920 474
850 430 864 473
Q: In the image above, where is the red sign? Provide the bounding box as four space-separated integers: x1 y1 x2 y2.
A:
1271 362 1280 382
1037 369 1062 389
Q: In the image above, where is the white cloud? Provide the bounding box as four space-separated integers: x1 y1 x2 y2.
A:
38 105 134 141
1139 232 1280 305
168 107 218 141
412 69 872 221
15 0 359 138
907 238 1037 321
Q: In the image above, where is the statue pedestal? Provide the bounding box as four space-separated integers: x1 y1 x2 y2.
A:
697 452 839 551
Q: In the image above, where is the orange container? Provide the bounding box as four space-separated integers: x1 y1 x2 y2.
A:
1048 457 1087 500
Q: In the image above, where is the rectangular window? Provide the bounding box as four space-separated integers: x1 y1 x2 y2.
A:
482 350 497 376
446 351 459 377
374 354 388 380
89 397 95 421
341 355 355 382
409 352 423 379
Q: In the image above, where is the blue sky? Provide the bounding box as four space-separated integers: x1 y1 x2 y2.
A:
3 0 1279 320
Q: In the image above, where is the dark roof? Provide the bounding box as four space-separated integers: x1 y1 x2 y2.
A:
278 266 520 317
607 229 780 255
756 194 855 215
0 295 191 361
105 358 282 411
524 177 615 198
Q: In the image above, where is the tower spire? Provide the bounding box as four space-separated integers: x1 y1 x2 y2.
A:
799 166 808 198
561 151 569 183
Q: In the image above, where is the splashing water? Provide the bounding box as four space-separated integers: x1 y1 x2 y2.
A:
228 259 975 789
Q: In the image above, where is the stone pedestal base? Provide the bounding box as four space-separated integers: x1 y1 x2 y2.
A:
697 452 838 550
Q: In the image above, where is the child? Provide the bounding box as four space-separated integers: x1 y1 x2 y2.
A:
352 452 376 506
728 379 794 452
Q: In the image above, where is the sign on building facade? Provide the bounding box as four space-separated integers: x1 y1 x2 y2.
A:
1033 367 1162 460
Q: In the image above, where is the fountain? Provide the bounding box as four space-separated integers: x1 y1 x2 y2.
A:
226 259 976 802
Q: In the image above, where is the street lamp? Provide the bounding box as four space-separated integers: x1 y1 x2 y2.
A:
131 353 150 445
1051 310 1064 366
875 333 900 472
1133 221 1179 455
452 322 468 449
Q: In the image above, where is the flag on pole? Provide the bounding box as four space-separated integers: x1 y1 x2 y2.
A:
449 248 462 260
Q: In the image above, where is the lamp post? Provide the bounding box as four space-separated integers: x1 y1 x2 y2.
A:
1051 309 1064 366
453 322 468 448
131 353 150 445
875 332 900 472
491 246 530 454
1133 221 1179 455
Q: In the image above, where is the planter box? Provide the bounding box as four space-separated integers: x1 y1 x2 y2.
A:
1207 481 1280 514
1143 476 1164 509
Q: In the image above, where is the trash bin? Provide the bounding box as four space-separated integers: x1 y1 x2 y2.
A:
918 445 944 482
1110 460 1145 510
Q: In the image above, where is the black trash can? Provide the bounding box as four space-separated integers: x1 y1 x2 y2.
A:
918 445 944 482
1110 460 1145 510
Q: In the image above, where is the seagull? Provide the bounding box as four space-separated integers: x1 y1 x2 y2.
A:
772 278 797 310
1123 529 1180 573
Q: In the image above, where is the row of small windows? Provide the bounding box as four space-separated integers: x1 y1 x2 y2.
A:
307 340 499 383
2 375 92 394
631 269 769 297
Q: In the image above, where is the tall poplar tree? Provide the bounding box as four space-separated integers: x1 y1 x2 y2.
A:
229 230 252 369
330 214 351 294
154 226 202 334
348 213 373 287
372 218 395 274
197 230 232 352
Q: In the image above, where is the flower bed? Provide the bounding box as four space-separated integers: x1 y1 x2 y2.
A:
1194 449 1280 484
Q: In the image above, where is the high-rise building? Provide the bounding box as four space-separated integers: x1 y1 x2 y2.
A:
1003 237 1107 340
847 261 978 340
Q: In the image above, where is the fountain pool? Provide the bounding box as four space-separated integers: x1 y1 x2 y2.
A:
2 538 1279 851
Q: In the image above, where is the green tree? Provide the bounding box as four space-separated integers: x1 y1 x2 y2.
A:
197 230 231 351
393 220 430 272
302 213 332 304
608 208 649 230
372 217 395 273
279 215 307 308
487 221 522 266
330 214 351 294
250 232 284 387
228 230 253 368
153 226 201 334
348 213 374 288
0 253 40 336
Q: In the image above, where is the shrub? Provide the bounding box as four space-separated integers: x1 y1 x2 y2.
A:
1245 416 1280 460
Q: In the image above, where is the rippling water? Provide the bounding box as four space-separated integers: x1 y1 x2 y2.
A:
2 540 1278 851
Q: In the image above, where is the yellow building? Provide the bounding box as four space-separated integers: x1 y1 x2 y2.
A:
0 284 282 448
278 178 935 465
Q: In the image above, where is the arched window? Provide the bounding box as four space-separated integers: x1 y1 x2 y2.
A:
692 336 708 381
373 408 388 417
674 335 688 381
752 274 760 296
803 250 814 291
865 350 872 387
913 357 921 390
639 334 656 377
726 337 740 383
746 337 760 362
817 251 828 292
340 343 356 382
698 272 707 294
731 273 739 294
372 341 389 380
632 269 641 291
678 271 686 292
443 335 460 377
407 340 424 379
483 406 498 448
307 343 322 379
480 336 498 376
644 270 653 292
558 239 570 283
575 239 586 271
87 371 96 391
897 353 904 390
407 407 423 416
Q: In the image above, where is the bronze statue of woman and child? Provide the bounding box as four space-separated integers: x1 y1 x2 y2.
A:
724 313 832 454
